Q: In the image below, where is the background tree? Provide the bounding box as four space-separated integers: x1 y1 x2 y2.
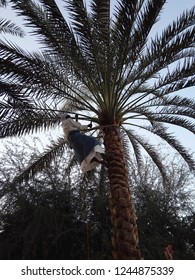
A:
0 140 112 259
129 153 195 259
0 0 195 259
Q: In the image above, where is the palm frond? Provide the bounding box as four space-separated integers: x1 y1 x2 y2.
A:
0 18 25 36
122 87 195 123
9 0 84 75
130 0 166 52
39 0 67 23
38 0 93 77
116 6 195 106
91 0 110 43
64 0 108 99
123 128 143 171
150 6 195 58
136 99 194 118
148 123 195 170
2 2 106 107
111 0 140 88
0 40 67 92
66 0 94 54
8 137 67 186
124 128 168 181
0 108 59 138
125 115 195 171
112 0 166 76
153 59 195 95
123 99 195 138
152 115 195 135
130 94 195 118
0 39 99 114
0 84 31 123
120 128 142 171
138 6 195 78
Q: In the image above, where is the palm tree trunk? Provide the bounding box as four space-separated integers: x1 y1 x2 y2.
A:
103 126 142 260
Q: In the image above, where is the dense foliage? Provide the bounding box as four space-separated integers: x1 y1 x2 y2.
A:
0 141 194 259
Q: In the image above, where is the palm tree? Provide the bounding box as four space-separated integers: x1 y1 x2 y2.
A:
0 0 194 259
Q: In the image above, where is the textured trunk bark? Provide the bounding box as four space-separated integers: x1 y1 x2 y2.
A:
103 126 142 259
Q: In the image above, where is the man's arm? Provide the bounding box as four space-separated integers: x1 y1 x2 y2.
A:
69 118 88 130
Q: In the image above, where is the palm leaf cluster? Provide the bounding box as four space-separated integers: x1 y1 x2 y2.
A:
0 0 195 183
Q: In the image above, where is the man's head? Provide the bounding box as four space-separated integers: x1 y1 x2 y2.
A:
61 113 71 121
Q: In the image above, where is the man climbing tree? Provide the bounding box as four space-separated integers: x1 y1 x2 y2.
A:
61 113 105 172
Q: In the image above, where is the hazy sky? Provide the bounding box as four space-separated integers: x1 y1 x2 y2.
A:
0 0 194 154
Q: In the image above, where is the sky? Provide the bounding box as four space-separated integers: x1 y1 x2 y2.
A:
0 0 195 155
